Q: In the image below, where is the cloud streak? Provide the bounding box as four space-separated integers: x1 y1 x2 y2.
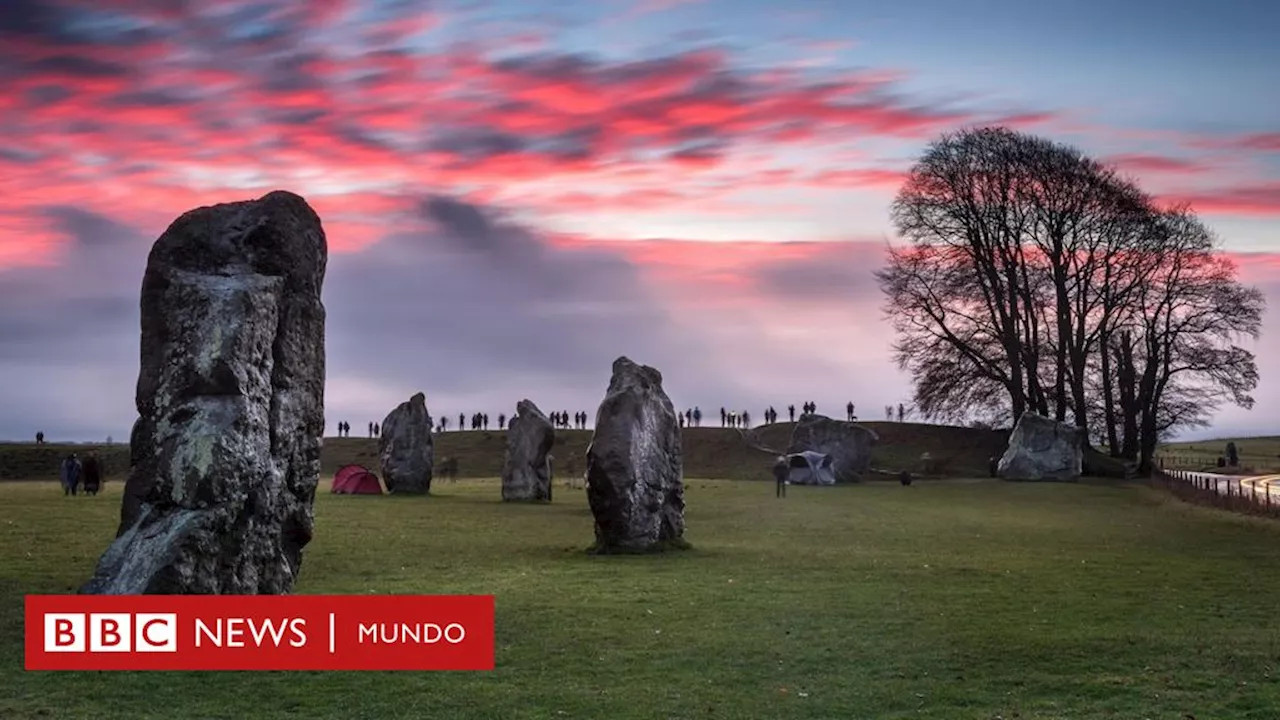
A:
0 0 1276 441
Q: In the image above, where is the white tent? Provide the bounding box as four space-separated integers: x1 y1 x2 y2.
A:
786 450 837 485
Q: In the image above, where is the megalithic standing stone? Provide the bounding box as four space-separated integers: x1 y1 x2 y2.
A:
82 190 327 595
585 357 687 553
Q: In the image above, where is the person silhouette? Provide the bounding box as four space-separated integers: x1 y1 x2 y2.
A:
773 456 788 498
82 451 103 496
60 453 81 496
693 407 701 427
788 404 795 422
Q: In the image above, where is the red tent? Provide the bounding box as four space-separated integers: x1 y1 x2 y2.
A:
332 464 383 494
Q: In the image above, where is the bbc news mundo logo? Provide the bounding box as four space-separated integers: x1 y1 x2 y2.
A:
26 595 495 671
44 613 178 653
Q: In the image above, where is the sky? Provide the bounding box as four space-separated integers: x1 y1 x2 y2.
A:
1 0 1277 443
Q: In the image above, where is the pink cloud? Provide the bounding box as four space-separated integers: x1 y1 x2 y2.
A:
806 168 909 191
1104 153 1206 176
1157 182 1280 218
1 0 1275 277
626 0 705 17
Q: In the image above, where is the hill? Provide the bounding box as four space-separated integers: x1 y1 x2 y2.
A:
1157 436 1280 474
0 421 1010 482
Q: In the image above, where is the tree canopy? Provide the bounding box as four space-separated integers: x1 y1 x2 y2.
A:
877 126 1264 472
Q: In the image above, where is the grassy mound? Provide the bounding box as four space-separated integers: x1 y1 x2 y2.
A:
0 421 1009 483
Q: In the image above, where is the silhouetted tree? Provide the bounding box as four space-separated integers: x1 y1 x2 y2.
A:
877 126 1264 472
1109 206 1262 472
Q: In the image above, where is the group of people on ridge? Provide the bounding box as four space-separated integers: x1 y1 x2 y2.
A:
335 421 380 437
672 401 849 429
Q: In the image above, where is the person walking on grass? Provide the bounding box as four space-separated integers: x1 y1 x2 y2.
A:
773 456 789 499
60 453 82 496
81 450 103 496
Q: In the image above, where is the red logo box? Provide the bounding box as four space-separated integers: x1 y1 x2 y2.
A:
25 594 495 671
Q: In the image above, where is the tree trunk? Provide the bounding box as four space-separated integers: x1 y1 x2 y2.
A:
1054 266 1071 423
1100 330 1120 455
1116 331 1139 460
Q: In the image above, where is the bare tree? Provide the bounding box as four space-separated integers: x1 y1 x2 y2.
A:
879 126 1264 472
1115 206 1263 471
884 127 1046 422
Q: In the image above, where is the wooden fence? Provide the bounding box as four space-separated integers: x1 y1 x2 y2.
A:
1151 468 1280 520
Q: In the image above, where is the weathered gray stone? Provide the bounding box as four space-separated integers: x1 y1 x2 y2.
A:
82 190 327 595
502 399 555 502
785 414 877 482
997 411 1084 481
585 357 686 553
379 392 434 494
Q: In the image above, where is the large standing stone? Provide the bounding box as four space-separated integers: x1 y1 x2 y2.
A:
379 393 435 494
997 411 1084 481
502 399 555 502
585 357 687 553
785 414 877 483
81 190 327 595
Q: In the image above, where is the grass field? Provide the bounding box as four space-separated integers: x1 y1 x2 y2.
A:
4 476 1280 718
1158 436 1280 474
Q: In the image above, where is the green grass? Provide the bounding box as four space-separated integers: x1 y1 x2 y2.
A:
1158 436 1280 474
4 476 1280 718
